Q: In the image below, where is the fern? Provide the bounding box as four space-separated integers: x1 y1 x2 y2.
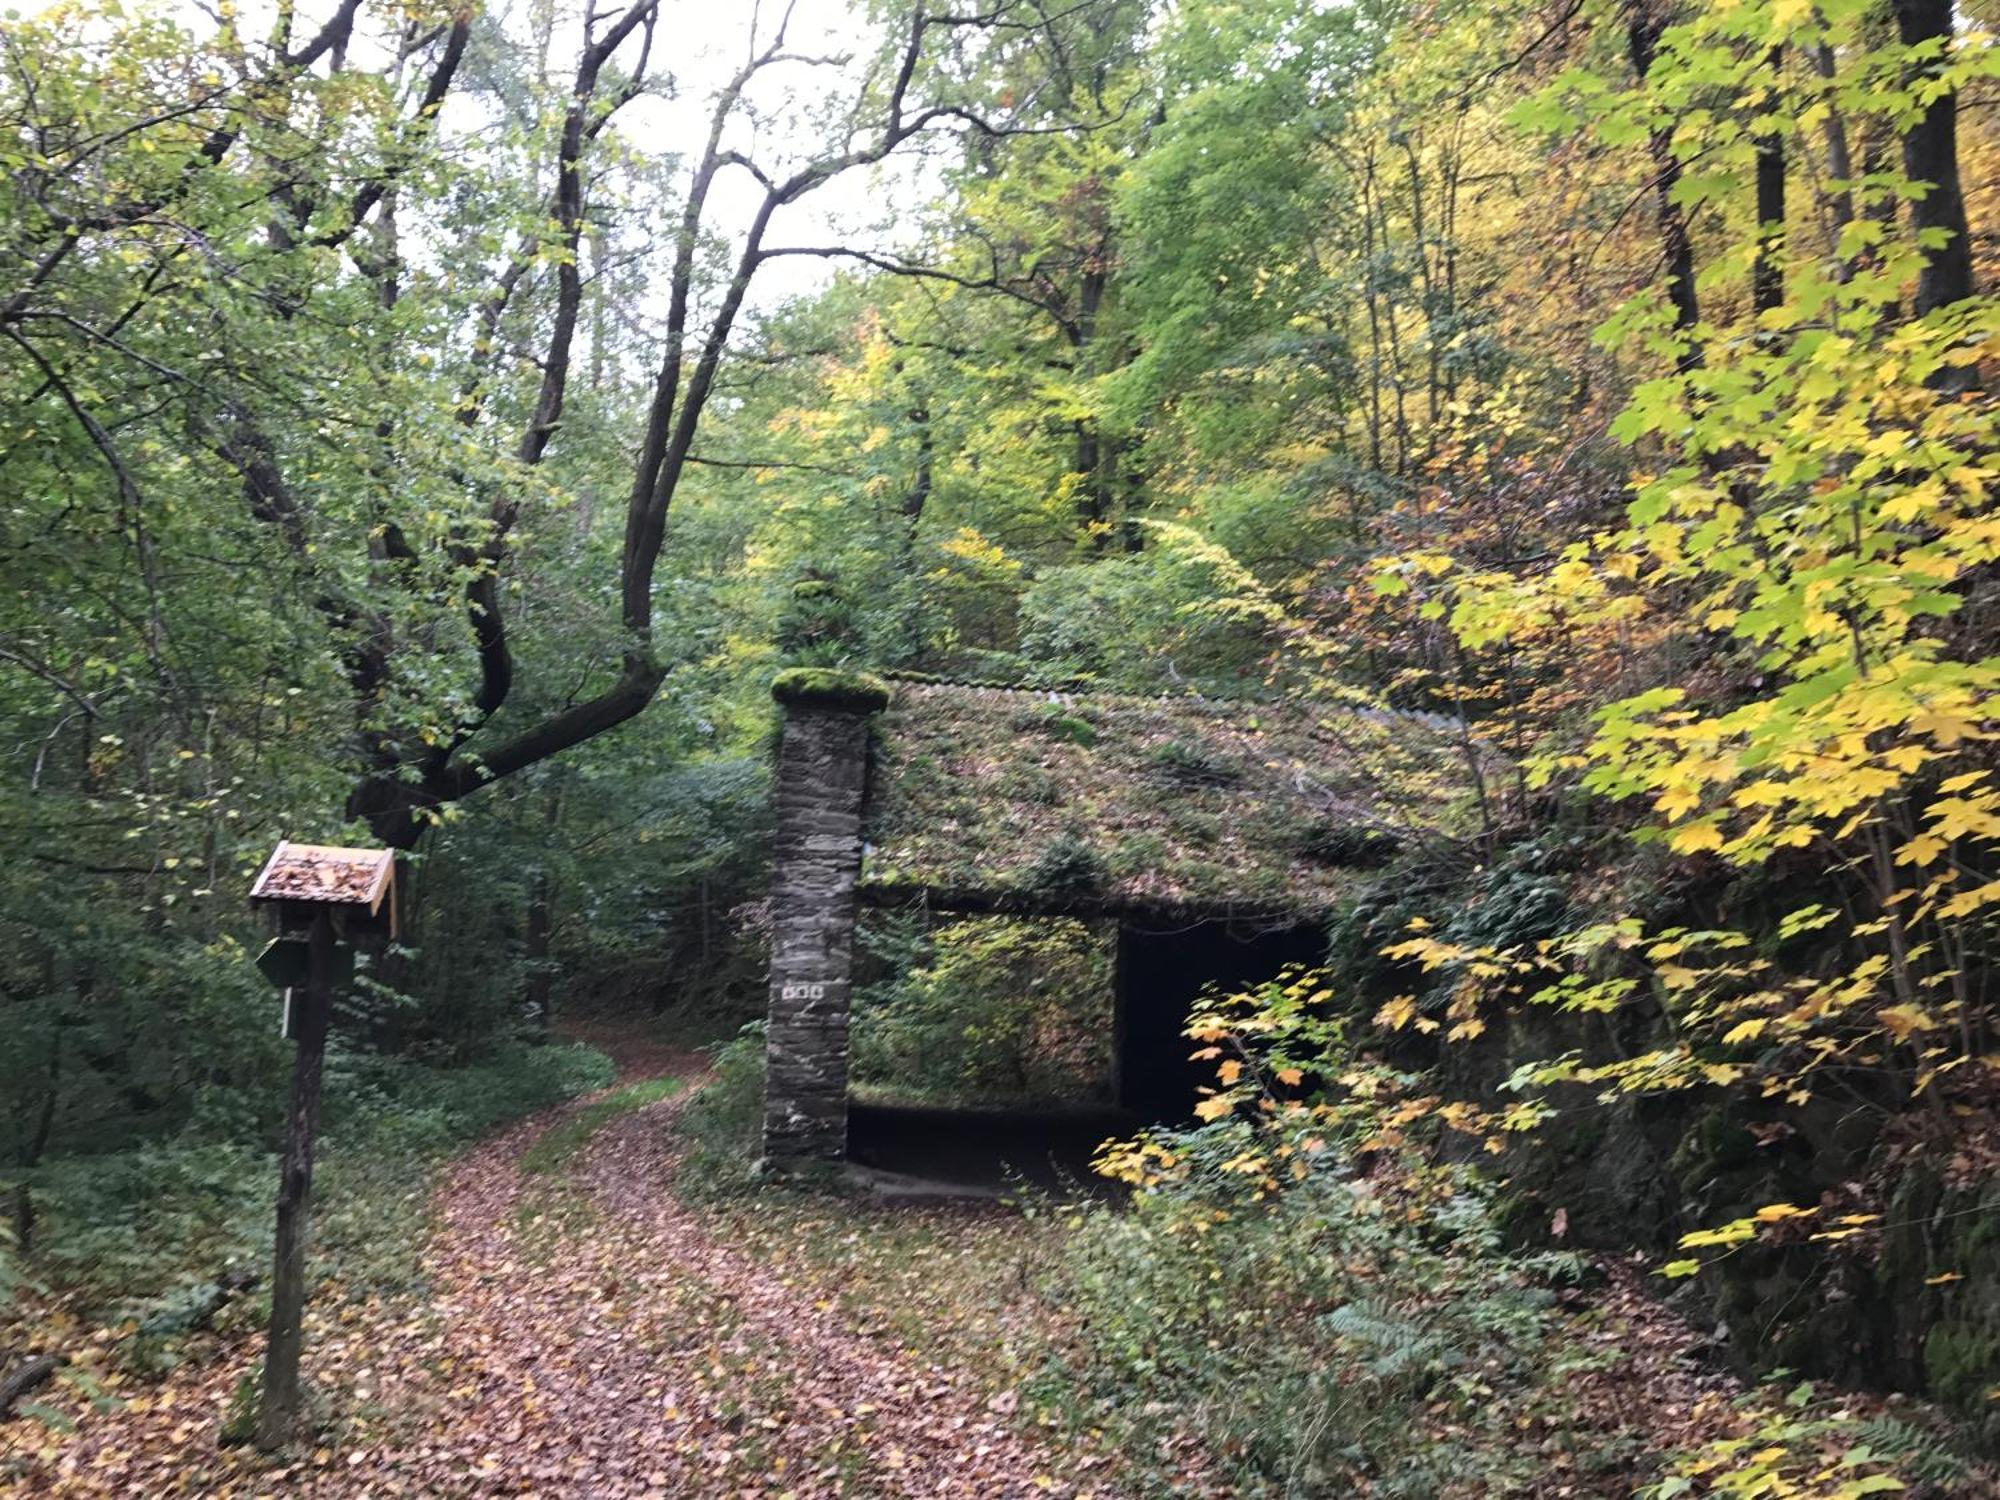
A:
1321 1299 1455 1386
1847 1414 1968 1487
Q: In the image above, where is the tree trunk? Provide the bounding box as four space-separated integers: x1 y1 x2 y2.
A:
1626 0 1702 368
11 1025 61 1258
0 1355 60 1420
1753 48 1786 318
255 910 334 1452
1890 0 1981 393
1892 0 1974 318
1809 43 1856 242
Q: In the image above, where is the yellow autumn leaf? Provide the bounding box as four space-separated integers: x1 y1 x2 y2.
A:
1878 1003 1939 1041
1940 881 2000 920
1669 823 1725 855
1656 786 1702 821
1895 834 1947 867
1374 995 1419 1030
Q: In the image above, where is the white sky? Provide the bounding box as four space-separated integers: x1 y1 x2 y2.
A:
110 0 946 310
550 0 940 308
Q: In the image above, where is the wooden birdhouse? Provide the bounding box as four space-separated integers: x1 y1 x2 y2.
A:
249 841 399 944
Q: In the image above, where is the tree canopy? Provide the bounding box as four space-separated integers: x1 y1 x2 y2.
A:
3 0 1997 1487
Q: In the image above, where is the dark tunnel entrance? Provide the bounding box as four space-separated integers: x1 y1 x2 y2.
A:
841 913 1328 1192
1112 919 1330 1121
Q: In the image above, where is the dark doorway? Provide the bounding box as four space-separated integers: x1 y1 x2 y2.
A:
1112 920 1328 1121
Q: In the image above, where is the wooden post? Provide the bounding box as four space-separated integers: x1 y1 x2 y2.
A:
255 908 334 1451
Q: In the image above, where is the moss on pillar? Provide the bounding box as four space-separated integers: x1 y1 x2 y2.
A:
771 668 892 715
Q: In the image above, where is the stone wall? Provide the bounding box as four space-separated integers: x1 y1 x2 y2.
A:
761 699 875 1166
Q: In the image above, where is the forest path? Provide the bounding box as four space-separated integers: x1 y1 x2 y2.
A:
17 1032 1124 1498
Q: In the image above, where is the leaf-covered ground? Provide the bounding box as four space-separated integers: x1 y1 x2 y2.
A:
8 1028 1983 1498
3 1040 1134 1497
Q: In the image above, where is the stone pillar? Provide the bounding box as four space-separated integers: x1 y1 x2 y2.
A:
761 671 890 1168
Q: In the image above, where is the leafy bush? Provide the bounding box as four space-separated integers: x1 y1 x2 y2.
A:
325 1041 613 1150
1053 964 1615 1496
1020 837 1109 902
22 1042 612 1316
1645 1383 1965 1498
1061 1122 1592 1497
674 1023 769 1199
852 916 1112 1105
1145 737 1244 787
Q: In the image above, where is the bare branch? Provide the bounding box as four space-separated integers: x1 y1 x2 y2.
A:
760 245 1081 337
316 15 473 249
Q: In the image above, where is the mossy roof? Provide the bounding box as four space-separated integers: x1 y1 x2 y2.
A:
859 677 1459 921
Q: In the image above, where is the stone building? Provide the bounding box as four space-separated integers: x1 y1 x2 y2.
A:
761 669 1455 1169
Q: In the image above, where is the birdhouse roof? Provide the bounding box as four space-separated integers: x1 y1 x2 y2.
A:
250 841 395 912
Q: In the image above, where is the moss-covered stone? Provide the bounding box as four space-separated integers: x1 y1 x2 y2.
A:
771 667 892 714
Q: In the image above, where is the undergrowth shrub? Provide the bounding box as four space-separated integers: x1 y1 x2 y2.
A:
1645 1381 1967 1498
23 1041 611 1319
674 1023 767 1199
1061 1119 1598 1497
852 916 1111 1105
1060 966 1973 1495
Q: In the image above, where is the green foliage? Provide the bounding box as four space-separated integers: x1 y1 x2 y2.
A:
27 1042 610 1313
1020 834 1109 901
4 0 1998 1482
1011 704 1100 748
1061 1120 1594 1496
1017 552 1275 692
673 1024 770 1201
852 917 1112 1106
1145 737 1244 788
1646 1382 1962 1499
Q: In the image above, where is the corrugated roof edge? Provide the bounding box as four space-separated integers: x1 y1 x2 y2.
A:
879 669 1280 714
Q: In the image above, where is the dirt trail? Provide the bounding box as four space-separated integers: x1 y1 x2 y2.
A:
14 1048 1118 1498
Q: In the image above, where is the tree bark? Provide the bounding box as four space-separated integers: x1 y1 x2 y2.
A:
1753 48 1786 318
1626 0 1702 368
525 866 553 1031
0 1355 61 1420
1809 43 1855 241
1892 0 1974 317
11 1024 62 1258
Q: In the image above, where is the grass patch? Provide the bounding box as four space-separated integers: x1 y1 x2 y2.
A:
520 1077 684 1174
